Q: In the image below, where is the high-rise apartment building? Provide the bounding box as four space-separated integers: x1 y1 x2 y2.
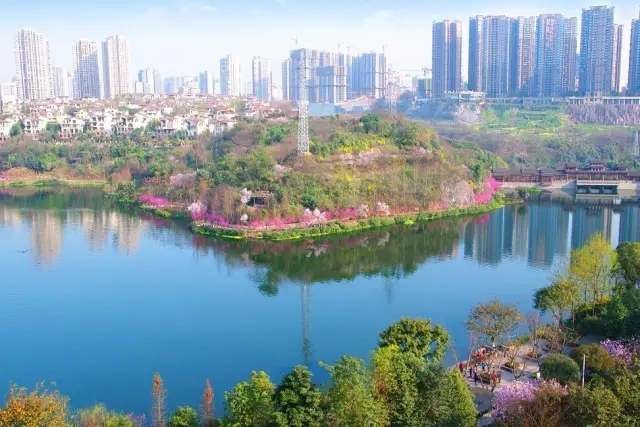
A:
220 54 241 96
561 17 578 94
629 11 640 95
317 65 347 103
483 16 512 97
51 66 72 98
432 20 462 98
251 57 272 101
289 49 318 102
579 6 615 95
468 16 484 92
199 71 214 95
14 28 52 100
509 17 536 95
102 35 131 98
534 15 567 97
137 69 159 94
612 24 623 93
281 58 291 100
0 81 18 112
350 52 387 99
72 39 100 99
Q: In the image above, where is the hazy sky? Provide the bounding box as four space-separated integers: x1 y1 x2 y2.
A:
1 0 637 86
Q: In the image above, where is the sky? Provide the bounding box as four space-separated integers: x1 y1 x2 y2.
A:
1 0 637 87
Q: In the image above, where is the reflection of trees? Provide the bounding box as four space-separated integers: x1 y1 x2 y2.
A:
194 221 466 290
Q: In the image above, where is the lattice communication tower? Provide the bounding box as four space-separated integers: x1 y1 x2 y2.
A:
296 48 310 154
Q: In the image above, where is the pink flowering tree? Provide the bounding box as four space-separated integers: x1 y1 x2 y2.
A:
188 201 207 221
139 194 169 208
493 380 567 424
474 178 502 204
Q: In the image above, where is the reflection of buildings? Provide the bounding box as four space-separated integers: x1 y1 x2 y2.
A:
619 207 640 244
108 212 143 255
462 202 628 267
30 210 64 265
0 205 146 265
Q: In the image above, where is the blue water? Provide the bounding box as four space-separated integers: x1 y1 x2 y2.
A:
1 191 638 416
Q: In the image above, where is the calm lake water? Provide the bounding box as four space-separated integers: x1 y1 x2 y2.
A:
1 189 639 415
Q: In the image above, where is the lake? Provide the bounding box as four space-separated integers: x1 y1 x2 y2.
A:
1 188 638 416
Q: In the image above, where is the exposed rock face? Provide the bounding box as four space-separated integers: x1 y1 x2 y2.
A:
441 180 475 207
567 104 640 125
407 102 482 125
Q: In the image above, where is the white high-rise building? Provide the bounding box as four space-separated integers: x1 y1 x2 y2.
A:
14 28 52 100
220 54 241 96
252 57 272 101
0 81 18 112
51 66 72 98
72 39 100 99
102 35 132 98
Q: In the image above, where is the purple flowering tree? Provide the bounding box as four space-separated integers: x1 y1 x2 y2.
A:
493 380 567 424
139 194 169 208
601 338 640 366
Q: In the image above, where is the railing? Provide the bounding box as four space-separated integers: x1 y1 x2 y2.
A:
576 180 620 186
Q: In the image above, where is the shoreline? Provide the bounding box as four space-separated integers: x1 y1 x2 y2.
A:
139 199 511 241
0 178 106 188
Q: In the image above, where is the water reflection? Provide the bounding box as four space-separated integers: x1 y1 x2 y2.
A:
1 189 640 275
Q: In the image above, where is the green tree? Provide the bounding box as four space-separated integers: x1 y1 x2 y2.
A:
322 356 387 427
540 354 581 385
419 367 477 427
565 384 623 427
73 404 110 426
272 365 324 427
167 406 199 427
9 120 24 138
106 414 136 427
569 344 616 379
222 371 275 427
534 277 580 325
570 233 616 303
378 318 449 362
371 345 424 426
360 114 381 134
612 362 640 421
615 242 640 287
465 299 523 347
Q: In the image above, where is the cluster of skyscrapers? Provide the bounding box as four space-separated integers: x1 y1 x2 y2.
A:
281 49 387 103
433 5 640 98
13 29 133 101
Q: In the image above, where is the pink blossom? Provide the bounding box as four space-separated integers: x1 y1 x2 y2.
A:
139 194 169 208
493 380 566 421
602 338 640 366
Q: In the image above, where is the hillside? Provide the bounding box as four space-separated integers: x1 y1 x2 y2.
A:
0 114 505 229
424 104 640 169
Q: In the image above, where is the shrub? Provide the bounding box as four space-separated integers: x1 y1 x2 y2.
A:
570 344 616 377
540 353 581 385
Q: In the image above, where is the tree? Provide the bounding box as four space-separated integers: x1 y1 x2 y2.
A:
200 378 215 423
540 354 581 385
222 371 275 427
106 414 137 427
569 344 616 379
419 367 477 427
534 277 580 326
360 114 381 134
272 365 324 427
9 120 24 138
151 373 167 427
322 356 387 427
615 242 640 287
565 384 624 427
73 404 110 426
0 382 70 427
167 406 199 427
378 317 449 362
570 233 616 303
371 345 425 426
465 299 523 347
